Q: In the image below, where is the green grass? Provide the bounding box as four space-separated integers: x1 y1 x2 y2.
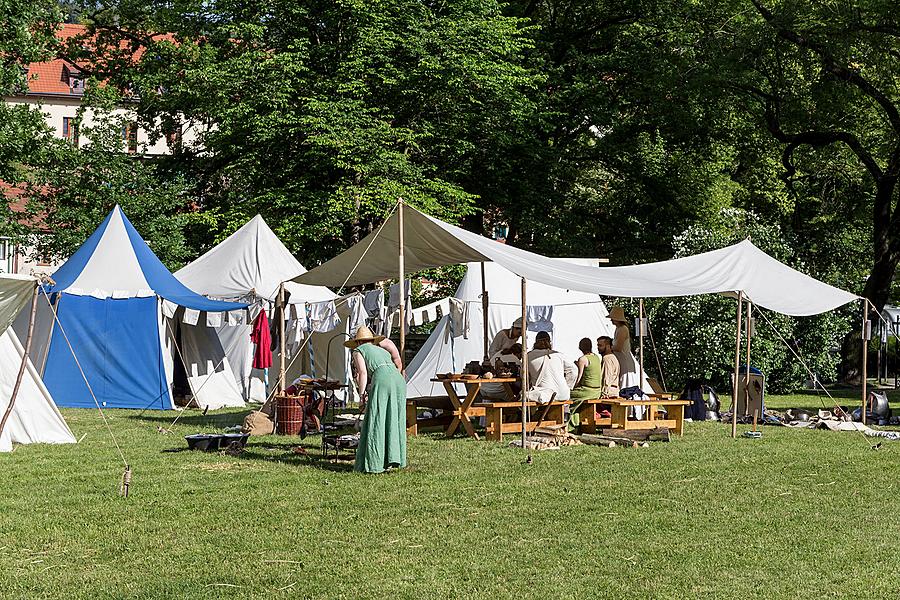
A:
2 389 899 599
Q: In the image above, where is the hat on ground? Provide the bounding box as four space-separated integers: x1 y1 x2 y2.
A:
608 306 627 324
344 325 386 349
512 317 523 329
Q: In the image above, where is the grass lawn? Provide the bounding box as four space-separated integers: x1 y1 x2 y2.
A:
1 388 899 599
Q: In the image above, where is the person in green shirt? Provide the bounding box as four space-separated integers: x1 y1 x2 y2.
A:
570 337 603 400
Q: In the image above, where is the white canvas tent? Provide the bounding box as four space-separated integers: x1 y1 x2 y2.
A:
175 215 353 403
0 274 75 452
296 203 862 438
406 260 646 397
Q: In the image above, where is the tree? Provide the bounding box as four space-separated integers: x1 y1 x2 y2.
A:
63 0 540 264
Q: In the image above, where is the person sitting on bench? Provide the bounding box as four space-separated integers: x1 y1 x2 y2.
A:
526 331 576 403
596 336 620 398
571 337 603 400
481 343 522 400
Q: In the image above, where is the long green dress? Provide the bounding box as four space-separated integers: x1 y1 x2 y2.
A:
354 343 407 473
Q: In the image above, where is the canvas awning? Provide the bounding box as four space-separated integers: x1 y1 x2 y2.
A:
0 274 36 336
294 206 858 317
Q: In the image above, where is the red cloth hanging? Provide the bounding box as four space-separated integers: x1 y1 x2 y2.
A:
251 310 273 369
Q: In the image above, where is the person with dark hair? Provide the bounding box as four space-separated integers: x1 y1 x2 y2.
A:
596 336 620 398
481 343 523 400
526 331 576 403
570 337 603 400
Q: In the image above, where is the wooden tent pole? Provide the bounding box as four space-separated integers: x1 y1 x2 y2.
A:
862 300 869 425
0 284 39 441
745 300 752 415
520 277 528 448
638 299 645 389
278 282 286 393
481 262 489 362
731 291 743 439
398 199 406 370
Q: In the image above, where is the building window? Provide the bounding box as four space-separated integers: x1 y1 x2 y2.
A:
122 122 138 153
0 238 12 274
63 117 79 145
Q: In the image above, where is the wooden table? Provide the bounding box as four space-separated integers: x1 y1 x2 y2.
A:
606 394 690 436
429 377 518 440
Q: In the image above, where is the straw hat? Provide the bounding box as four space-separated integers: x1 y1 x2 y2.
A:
344 325 386 349
608 306 627 324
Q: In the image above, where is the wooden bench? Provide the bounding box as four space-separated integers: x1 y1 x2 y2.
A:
570 398 613 433
406 396 455 436
476 400 572 442
606 394 690 436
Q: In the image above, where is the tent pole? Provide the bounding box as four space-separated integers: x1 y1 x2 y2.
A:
731 291 743 439
520 277 528 448
39 292 60 377
398 198 406 371
481 262 489 363
862 300 869 425
638 299 645 390
745 301 752 416
0 284 39 441
278 283 286 393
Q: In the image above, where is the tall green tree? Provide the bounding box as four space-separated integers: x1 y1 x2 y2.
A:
65 0 540 262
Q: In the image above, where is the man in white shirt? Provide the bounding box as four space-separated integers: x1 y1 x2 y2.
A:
526 331 576 403
488 317 523 358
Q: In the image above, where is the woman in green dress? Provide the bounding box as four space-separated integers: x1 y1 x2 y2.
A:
568 337 603 429
346 326 407 474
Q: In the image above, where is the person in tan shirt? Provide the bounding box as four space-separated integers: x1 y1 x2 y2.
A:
596 336 620 398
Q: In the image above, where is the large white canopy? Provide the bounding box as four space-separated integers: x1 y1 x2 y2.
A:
295 206 858 316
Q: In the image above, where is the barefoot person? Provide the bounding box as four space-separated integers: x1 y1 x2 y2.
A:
346 326 407 473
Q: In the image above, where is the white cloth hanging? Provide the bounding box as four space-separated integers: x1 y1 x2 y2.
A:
182 308 201 326
526 305 554 332
307 300 341 333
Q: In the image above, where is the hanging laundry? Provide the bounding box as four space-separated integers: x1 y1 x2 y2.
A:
388 280 411 309
449 297 470 338
308 300 341 333
363 289 385 317
250 311 273 369
206 311 222 327
526 305 554 332
346 295 367 332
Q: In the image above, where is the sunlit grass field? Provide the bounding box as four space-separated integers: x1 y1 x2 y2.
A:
1 388 897 599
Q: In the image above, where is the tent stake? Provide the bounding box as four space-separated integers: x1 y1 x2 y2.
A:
520 277 528 449
0 283 39 441
862 300 869 425
398 198 406 371
732 292 743 439
481 262 489 362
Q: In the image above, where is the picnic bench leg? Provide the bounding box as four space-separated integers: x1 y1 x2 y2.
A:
487 407 503 442
611 403 628 429
673 404 685 437
406 401 417 436
442 382 463 438
457 383 481 440
581 404 596 434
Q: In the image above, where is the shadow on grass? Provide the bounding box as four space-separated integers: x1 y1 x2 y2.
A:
126 410 252 429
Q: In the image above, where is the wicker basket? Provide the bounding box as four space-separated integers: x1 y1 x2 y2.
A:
275 393 308 435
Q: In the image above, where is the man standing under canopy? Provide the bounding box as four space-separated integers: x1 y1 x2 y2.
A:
346 326 407 474
489 317 523 357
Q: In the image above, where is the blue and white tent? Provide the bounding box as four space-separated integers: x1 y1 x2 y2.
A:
37 206 246 410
